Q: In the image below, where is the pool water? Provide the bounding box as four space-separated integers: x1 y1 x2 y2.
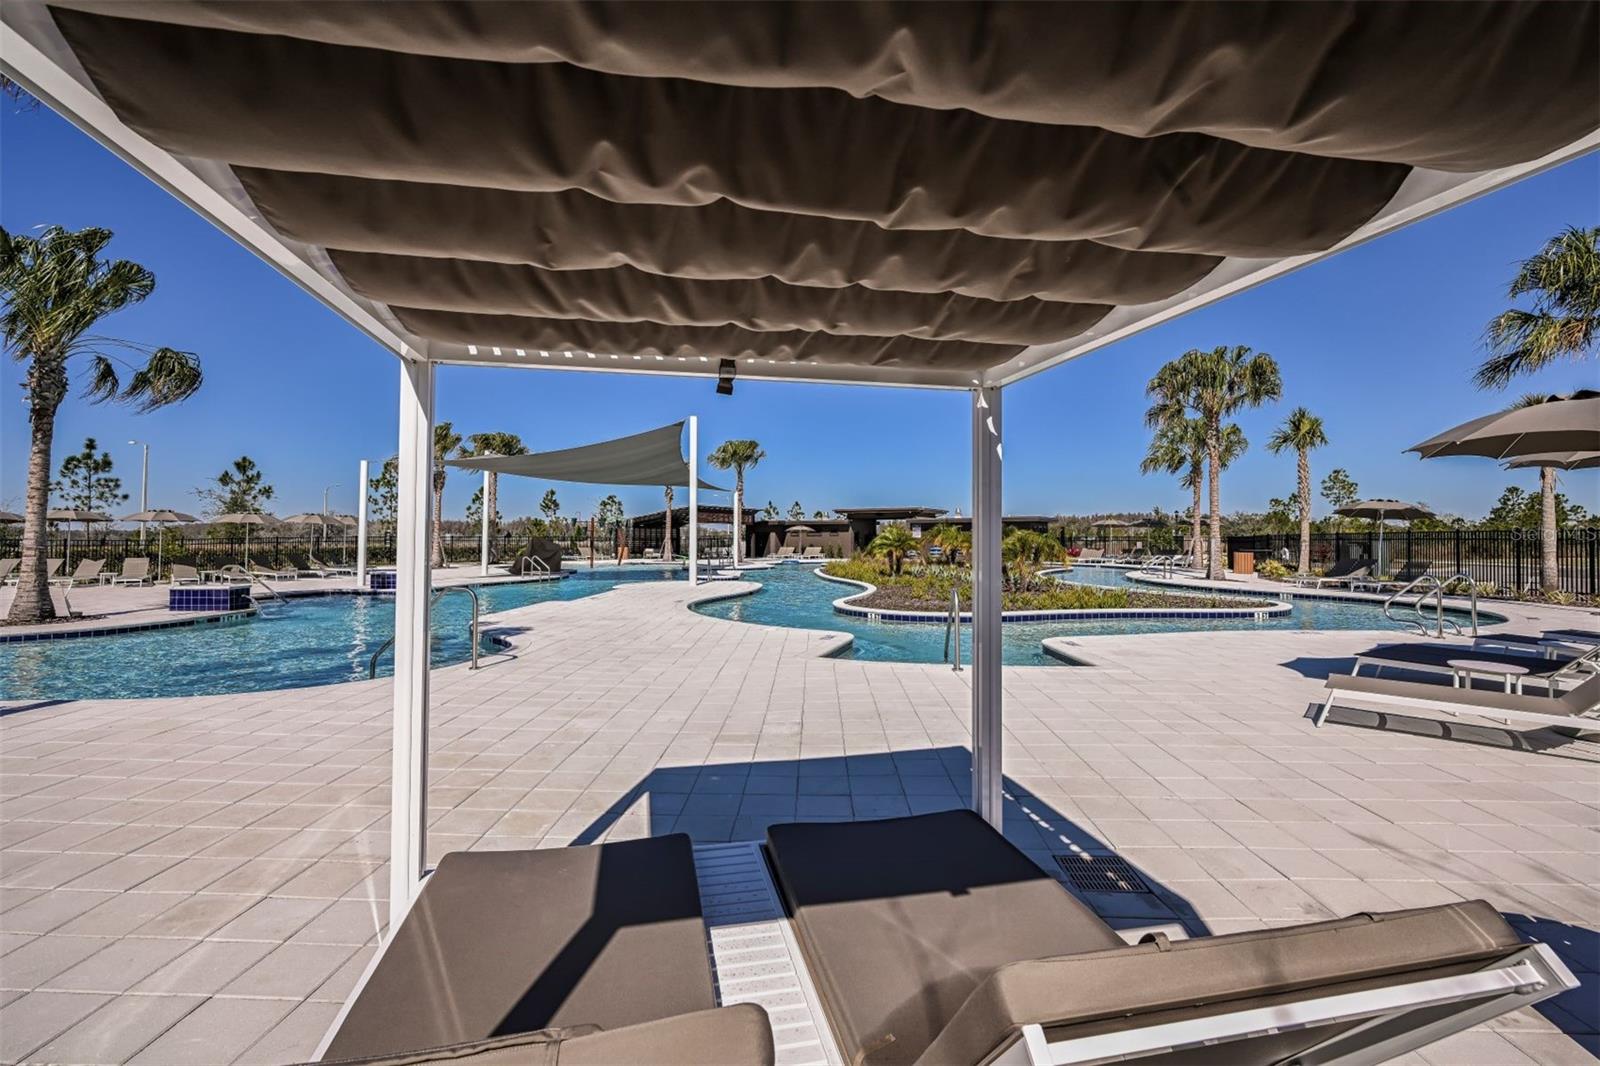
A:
0 566 681 701
694 564 1495 666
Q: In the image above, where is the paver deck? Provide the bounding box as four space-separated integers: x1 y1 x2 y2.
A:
2 577 1596 1064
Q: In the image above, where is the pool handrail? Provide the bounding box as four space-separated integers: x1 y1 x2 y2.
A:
368 585 481 679
1438 573 1480 637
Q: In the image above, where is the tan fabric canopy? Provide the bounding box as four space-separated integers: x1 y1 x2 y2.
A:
447 422 724 491
23 1 1600 384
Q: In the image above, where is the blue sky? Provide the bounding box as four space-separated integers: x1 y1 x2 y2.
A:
3 103 1596 524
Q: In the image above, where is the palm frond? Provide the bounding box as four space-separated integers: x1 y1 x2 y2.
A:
119 347 202 411
81 354 120 403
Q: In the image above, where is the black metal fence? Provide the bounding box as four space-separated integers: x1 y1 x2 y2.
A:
0 525 739 573
1225 529 1600 596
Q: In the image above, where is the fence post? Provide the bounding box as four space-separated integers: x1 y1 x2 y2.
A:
1453 529 1462 575
1513 533 1523 592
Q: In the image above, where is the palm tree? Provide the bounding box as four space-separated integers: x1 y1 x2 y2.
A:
867 524 916 576
921 522 959 565
1266 407 1329 575
430 422 463 568
464 431 525 547
1001 528 1063 589
706 439 765 566
1140 416 1207 569
1510 393 1566 594
1146 346 1281 579
1475 226 1599 390
2 225 202 624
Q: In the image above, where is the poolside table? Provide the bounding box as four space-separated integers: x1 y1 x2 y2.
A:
1448 658 1530 694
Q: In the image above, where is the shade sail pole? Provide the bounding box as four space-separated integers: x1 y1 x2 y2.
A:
389 356 434 931
688 416 699 586
355 458 369 588
970 386 1004 829
479 470 490 576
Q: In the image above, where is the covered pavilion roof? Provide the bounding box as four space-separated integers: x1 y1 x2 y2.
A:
4 2 1594 389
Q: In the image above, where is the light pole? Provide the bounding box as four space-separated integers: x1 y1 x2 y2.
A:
322 483 340 549
127 440 149 545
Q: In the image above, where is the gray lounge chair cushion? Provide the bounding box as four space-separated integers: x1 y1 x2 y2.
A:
312 1006 774 1066
322 834 717 1060
766 811 1122 1066
1329 670 1599 717
917 900 1522 1066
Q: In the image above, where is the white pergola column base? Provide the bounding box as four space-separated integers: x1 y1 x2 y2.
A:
389 356 434 931
355 458 369 588
970 386 1004 829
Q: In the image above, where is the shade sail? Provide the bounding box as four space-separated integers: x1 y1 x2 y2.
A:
448 422 724 490
6 1 1594 389
1407 394 1600 460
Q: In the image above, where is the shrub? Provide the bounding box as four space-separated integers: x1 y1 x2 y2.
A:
1255 559 1292 580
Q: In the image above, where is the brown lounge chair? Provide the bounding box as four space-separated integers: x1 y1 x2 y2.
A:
0 558 17 584
1316 671 1600 734
310 834 773 1065
765 810 1576 1066
113 557 151 585
168 564 202 585
1289 557 1370 588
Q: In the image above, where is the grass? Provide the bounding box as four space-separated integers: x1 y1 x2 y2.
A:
822 557 1260 613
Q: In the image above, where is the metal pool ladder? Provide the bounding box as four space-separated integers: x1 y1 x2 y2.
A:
1383 573 1463 638
368 585 482 679
516 555 550 575
943 588 963 672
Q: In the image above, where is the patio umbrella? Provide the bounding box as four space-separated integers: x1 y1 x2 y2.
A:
1407 390 1600 461
1335 499 1434 575
281 512 327 556
221 512 277 568
46 508 110 572
123 509 199 581
1502 451 1600 471
787 523 815 551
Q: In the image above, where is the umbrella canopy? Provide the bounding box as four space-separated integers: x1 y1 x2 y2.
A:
327 513 360 528
46 508 110 523
219 512 277 525
1407 391 1600 460
280 512 326 525
1502 451 1600 471
1336 499 1435 522
123 509 199 523
787 524 817 534
0 510 22 523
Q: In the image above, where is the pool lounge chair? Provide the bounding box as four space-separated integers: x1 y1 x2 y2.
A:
1472 632 1596 658
309 555 355 576
1351 558 1432 593
1351 641 1598 694
113 557 151 585
0 558 17 585
1289 558 1370 588
1315 670 1600 734
52 558 106 586
311 834 774 1065
774 545 797 559
802 546 825 559
169 564 202 585
1076 548 1103 561
249 558 299 580
765 810 1577 1066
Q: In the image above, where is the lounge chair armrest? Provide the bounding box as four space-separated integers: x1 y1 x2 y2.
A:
916 901 1524 1066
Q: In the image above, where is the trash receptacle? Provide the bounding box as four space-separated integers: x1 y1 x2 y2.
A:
1231 551 1254 575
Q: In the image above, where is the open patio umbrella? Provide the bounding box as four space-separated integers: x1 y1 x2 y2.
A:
787 523 816 552
220 512 277 569
1407 391 1600 461
123 509 199 581
46 508 110 572
1502 451 1600 471
1336 499 1433 576
281 512 328 558
0 510 22 523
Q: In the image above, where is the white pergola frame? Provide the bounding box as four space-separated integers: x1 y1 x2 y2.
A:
6 8 1597 928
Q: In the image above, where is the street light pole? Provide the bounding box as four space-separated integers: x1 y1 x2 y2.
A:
322 483 339 548
127 440 149 545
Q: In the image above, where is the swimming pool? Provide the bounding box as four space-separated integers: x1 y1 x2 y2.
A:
0 566 681 701
694 564 1496 665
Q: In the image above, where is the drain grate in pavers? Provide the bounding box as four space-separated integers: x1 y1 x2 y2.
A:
1055 853 1151 894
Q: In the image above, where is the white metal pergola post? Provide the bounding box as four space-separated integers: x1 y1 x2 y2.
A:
355 458 369 588
389 356 434 930
479 469 491 576
970 386 1004 830
688 416 699 586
